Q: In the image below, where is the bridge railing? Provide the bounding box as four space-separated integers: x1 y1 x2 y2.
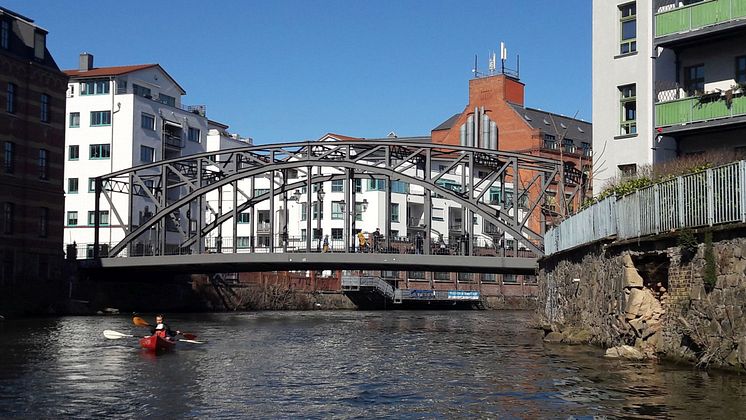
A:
545 160 746 256
341 275 395 299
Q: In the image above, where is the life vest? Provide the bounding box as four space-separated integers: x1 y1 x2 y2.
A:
154 323 168 338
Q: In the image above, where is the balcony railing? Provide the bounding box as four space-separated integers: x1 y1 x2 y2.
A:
655 91 746 127
655 0 746 38
163 133 184 148
543 139 558 150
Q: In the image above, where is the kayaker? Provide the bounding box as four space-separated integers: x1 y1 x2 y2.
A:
151 314 180 340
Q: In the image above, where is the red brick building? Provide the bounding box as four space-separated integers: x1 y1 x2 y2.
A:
0 7 68 314
431 74 592 232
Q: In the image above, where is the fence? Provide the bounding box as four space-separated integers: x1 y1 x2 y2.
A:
545 161 746 256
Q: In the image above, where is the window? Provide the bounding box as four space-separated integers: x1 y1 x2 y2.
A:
237 237 251 248
301 202 307 221
238 212 250 223
88 210 109 226
332 201 344 219
254 188 269 196
89 144 111 159
563 139 575 153
187 127 200 142
38 149 48 180
737 56 746 85
354 202 364 221
619 3 636 55
140 145 155 163
90 110 111 126
81 80 110 95
312 201 323 220
368 179 386 191
391 203 399 222
331 180 343 192
3 202 13 234
39 207 48 237
6 83 15 113
69 112 80 128
158 94 176 107
3 142 13 173
68 145 79 160
88 177 96 193
67 211 78 226
332 228 343 240
458 272 473 282
1 21 8 49
33 31 45 60
312 228 322 240
141 113 155 130
619 84 636 135
408 271 426 280
503 274 518 284
354 179 362 193
434 272 451 282
581 142 592 157
133 84 151 98
68 178 79 194
684 64 705 96
618 164 637 177
392 181 409 194
482 273 497 283
40 94 49 122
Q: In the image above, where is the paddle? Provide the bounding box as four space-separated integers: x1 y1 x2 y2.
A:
103 329 205 344
132 316 198 340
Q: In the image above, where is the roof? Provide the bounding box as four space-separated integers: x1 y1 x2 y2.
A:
509 104 592 143
319 132 363 141
432 113 461 131
64 64 186 94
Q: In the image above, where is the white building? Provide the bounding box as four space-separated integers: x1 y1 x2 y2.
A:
64 53 211 256
592 0 746 194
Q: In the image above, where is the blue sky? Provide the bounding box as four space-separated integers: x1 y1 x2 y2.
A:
5 0 591 144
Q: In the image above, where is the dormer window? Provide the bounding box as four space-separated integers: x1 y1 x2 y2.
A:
158 94 175 107
33 31 45 60
81 79 110 95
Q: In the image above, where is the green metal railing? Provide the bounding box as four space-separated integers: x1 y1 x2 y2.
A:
655 94 746 126
655 0 746 37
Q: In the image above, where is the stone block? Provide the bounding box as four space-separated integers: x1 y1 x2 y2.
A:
622 253 635 268
646 331 661 349
623 267 644 289
625 288 646 318
604 345 645 360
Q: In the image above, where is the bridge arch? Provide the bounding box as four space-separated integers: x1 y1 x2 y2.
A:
95 141 565 258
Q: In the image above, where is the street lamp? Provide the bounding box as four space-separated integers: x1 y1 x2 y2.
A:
316 186 325 251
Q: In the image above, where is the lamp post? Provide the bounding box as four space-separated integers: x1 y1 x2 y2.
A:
316 186 325 251
287 189 302 251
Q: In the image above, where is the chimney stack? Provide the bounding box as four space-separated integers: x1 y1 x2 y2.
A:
79 53 94 71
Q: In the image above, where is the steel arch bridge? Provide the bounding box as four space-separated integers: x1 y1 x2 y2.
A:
92 140 569 273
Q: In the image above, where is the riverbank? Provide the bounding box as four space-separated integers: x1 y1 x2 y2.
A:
538 230 746 372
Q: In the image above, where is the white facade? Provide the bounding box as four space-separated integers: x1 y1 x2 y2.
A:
593 0 746 194
64 56 210 256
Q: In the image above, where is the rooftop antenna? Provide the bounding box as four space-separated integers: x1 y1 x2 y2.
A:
500 41 507 74
472 54 481 78
488 50 497 75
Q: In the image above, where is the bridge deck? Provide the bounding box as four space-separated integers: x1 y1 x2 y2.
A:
89 253 537 275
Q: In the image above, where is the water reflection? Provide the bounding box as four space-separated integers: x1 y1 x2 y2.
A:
1 311 746 418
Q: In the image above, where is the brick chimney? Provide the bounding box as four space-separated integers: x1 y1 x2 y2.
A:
468 74 524 108
79 52 94 71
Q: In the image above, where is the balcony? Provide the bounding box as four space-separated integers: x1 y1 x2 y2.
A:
655 0 746 42
655 90 746 129
163 133 184 149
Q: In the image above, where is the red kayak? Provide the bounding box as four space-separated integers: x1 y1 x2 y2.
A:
139 334 176 353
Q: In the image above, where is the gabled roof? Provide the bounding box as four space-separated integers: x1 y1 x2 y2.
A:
64 64 186 94
318 133 364 141
432 113 461 131
509 104 592 143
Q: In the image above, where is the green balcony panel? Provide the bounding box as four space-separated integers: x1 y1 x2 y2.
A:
656 0 746 37
656 94 746 127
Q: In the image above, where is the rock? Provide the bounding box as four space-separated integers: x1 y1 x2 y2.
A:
628 318 644 336
726 349 740 366
543 332 564 343
738 337 746 364
623 267 644 289
625 288 646 319
646 331 661 348
689 285 705 301
563 328 593 344
605 345 645 360
622 253 635 268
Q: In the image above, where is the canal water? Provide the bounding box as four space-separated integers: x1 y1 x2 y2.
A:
1 311 746 418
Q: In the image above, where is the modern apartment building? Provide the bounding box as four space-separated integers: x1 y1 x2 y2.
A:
63 54 210 256
0 7 68 311
593 0 746 194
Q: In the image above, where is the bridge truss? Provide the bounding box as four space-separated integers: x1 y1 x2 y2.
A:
93 141 570 261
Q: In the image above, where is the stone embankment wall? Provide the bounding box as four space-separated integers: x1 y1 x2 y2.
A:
538 228 746 370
